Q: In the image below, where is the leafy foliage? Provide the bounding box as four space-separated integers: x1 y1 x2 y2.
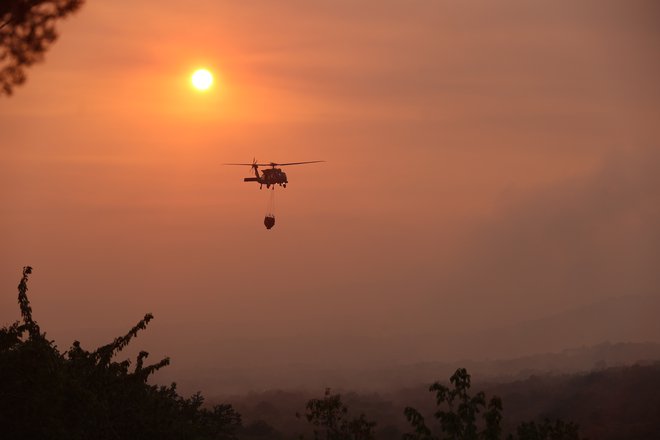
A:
301 388 376 440
404 368 503 440
0 266 241 439
0 0 83 95
404 368 584 440
512 419 581 440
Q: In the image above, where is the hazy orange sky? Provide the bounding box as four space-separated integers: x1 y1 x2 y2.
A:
1 0 659 392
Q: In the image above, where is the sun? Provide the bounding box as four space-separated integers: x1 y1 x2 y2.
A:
191 68 213 91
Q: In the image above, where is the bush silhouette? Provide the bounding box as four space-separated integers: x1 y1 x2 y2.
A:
403 368 583 440
403 368 503 440
0 266 241 440
300 388 376 440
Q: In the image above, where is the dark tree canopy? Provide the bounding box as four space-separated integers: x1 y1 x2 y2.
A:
403 368 584 440
0 0 83 95
301 388 376 440
0 267 242 439
404 368 503 440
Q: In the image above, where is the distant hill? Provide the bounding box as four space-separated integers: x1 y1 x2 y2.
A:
168 340 660 395
356 341 660 390
224 363 660 440
160 294 660 395
451 294 660 360
487 364 660 440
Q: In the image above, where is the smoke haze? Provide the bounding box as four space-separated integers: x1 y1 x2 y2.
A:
1 0 659 393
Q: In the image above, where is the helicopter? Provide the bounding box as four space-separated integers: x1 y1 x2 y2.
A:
225 159 324 189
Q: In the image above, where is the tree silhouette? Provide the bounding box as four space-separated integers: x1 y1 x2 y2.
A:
512 419 581 440
300 388 376 440
404 368 583 440
404 368 503 440
0 266 241 439
0 0 83 95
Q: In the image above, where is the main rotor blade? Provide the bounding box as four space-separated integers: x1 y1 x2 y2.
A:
224 160 325 167
273 160 325 166
224 163 266 166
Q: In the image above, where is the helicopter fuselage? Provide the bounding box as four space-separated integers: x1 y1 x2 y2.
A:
244 167 288 189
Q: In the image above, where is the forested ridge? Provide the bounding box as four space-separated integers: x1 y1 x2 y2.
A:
3 268 658 439
226 362 660 440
